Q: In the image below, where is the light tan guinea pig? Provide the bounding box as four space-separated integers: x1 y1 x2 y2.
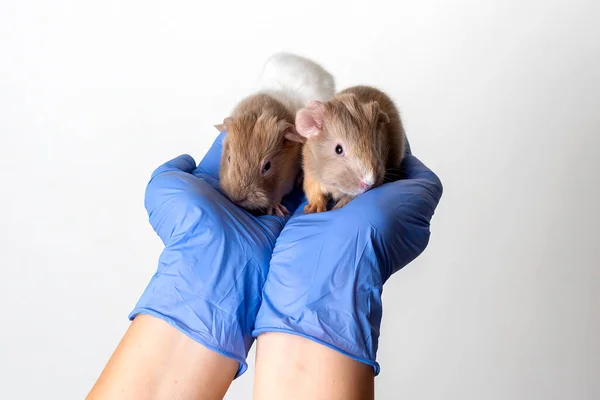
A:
217 93 303 216
295 85 406 213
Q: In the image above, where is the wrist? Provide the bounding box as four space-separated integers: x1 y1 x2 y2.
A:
253 261 384 374
131 246 264 377
253 332 374 400
253 301 383 375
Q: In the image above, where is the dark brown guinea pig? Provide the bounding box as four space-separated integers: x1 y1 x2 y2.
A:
217 93 303 216
295 85 406 213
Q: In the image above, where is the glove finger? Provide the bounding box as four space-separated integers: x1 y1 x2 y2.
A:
373 185 439 280
367 159 443 279
401 155 439 181
194 132 226 179
377 160 443 222
385 154 442 191
150 154 197 180
399 156 444 209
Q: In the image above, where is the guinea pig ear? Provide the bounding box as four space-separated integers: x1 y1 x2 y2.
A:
366 101 390 125
214 117 234 133
338 93 362 120
295 101 325 139
277 120 305 143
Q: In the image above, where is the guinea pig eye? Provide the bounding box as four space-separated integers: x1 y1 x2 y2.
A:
262 161 271 173
335 144 344 155
227 155 231 163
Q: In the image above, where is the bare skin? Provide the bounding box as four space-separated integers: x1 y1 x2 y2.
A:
86 314 238 400
253 333 375 400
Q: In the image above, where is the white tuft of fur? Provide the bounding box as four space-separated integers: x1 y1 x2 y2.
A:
257 52 336 114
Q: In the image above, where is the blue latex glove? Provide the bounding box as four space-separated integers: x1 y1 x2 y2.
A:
129 132 299 377
253 149 443 375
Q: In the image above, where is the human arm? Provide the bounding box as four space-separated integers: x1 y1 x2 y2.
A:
252 153 443 398
253 333 374 400
87 133 294 399
87 315 237 400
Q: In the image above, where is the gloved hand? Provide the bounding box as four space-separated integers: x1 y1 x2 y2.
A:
129 132 299 377
253 150 443 374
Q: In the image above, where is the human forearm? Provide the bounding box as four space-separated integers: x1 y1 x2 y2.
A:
87 315 237 400
253 332 374 400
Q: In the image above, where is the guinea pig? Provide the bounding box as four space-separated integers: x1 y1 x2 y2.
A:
295 85 406 213
216 52 336 216
217 94 303 216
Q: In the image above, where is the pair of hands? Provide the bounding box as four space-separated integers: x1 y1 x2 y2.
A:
130 132 443 376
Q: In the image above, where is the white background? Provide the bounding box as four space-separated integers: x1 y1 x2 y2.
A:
1 0 599 399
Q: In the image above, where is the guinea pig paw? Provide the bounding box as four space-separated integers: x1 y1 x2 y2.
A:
268 203 289 217
304 202 327 214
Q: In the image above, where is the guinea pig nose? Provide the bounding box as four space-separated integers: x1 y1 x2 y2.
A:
359 181 372 191
231 195 248 203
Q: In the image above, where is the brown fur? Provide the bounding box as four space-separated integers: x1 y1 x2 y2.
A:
219 94 302 215
297 85 406 213
337 86 405 167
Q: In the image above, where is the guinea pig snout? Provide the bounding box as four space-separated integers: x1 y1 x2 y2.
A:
358 181 373 191
355 169 376 191
224 185 249 205
227 185 270 211
230 194 248 203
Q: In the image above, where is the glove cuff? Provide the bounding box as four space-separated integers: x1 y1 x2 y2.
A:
129 309 249 377
253 283 383 376
252 327 380 375
129 253 263 378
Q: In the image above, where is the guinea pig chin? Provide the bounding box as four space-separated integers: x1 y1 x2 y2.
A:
233 191 272 212
323 179 363 197
330 171 380 197
344 185 371 197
